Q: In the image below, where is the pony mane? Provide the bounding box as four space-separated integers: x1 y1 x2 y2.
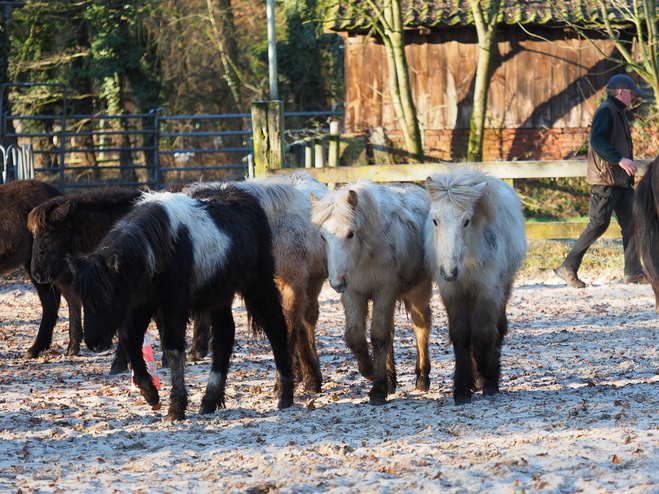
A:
183 180 298 218
70 254 118 311
311 181 380 233
28 187 141 233
426 167 497 223
276 171 329 199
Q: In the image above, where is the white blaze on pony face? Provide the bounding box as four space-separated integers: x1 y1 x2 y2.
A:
138 192 232 287
311 189 360 293
426 176 488 282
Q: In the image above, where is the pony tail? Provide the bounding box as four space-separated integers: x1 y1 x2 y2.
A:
634 159 659 306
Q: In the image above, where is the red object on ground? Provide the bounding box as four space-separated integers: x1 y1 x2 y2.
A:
131 332 161 391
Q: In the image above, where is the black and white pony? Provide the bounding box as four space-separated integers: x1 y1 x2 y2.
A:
425 168 526 405
68 189 294 421
182 172 328 393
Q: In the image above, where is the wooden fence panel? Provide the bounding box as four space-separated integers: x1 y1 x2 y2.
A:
266 159 653 239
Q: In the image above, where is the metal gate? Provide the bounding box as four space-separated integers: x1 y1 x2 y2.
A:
0 83 344 190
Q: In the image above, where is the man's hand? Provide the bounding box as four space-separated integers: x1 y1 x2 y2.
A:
619 157 638 176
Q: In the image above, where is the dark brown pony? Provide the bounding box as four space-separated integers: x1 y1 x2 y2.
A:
0 179 74 358
27 187 142 372
633 157 659 309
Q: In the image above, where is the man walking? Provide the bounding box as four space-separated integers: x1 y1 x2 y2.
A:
555 74 648 288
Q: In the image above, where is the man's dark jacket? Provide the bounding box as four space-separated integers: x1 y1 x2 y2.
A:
586 97 633 187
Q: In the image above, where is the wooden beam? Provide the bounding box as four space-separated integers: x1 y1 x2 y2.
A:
266 159 652 182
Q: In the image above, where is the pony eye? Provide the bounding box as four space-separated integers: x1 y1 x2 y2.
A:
432 219 438 227
320 233 325 241
463 218 470 227
347 231 354 239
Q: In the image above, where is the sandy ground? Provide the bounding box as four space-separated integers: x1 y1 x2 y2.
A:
1 271 659 494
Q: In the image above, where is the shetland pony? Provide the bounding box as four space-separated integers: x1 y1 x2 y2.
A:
425 168 526 405
68 189 294 421
182 171 328 393
0 179 72 358
311 181 433 406
633 156 659 309
28 188 142 372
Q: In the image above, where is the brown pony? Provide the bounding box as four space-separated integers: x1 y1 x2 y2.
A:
0 179 73 358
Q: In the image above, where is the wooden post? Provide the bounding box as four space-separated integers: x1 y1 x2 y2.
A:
314 137 326 168
327 119 340 190
304 137 313 168
251 101 284 177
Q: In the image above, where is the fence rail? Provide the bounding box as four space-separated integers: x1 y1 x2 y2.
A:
266 159 654 240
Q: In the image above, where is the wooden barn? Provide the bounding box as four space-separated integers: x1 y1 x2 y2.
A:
324 0 654 162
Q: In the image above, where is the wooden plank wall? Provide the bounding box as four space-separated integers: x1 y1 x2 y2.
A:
341 26 617 132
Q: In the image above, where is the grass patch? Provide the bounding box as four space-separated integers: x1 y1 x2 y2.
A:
520 238 625 280
516 177 591 221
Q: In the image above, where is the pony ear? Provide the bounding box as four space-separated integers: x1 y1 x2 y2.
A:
66 254 84 275
425 176 439 195
50 201 74 222
309 192 318 207
347 189 359 209
473 181 496 224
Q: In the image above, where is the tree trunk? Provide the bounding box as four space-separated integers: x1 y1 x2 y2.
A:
381 0 423 163
467 0 503 162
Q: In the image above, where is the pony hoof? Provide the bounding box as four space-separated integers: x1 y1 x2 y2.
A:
369 395 387 406
24 346 42 359
199 402 217 415
66 345 80 356
454 394 471 406
482 385 499 397
167 411 186 422
415 379 430 392
277 394 294 410
304 381 322 394
187 349 207 362
109 362 128 375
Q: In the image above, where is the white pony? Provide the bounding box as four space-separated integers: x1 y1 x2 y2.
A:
311 181 433 406
182 171 329 393
424 168 526 405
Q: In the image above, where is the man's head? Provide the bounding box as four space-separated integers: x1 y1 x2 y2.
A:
607 74 643 107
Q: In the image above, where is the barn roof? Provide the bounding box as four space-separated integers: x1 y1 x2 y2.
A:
324 0 646 32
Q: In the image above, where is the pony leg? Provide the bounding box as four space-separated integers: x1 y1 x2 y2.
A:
405 280 433 391
123 308 160 408
156 307 189 422
25 276 61 359
283 280 323 394
190 312 211 361
471 295 506 399
61 289 83 357
243 281 295 410
343 292 373 381
304 276 325 354
200 306 235 414
110 341 130 375
386 318 396 394
444 295 473 405
369 292 397 406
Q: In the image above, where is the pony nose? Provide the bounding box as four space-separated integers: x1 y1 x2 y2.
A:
440 266 458 282
330 276 348 293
